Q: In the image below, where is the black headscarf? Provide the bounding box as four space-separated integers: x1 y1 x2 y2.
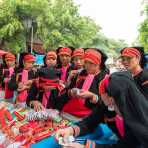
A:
107 71 148 147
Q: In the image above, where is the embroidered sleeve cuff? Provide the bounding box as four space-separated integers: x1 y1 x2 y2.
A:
71 125 80 137
90 94 99 104
85 140 96 148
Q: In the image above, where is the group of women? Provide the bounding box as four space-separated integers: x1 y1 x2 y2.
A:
0 46 148 148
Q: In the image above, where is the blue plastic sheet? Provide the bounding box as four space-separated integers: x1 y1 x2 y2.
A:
30 124 118 148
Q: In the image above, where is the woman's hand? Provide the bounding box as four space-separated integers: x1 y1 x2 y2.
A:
4 78 9 83
70 89 79 98
18 82 23 89
55 127 74 140
30 101 45 112
69 70 78 79
63 142 85 148
78 90 94 99
25 80 33 86
17 84 27 92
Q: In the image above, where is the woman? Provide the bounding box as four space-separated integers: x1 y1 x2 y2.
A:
54 48 108 118
26 50 63 111
57 47 73 84
120 47 148 98
72 48 84 70
8 53 37 107
56 72 148 148
0 52 17 101
66 48 85 87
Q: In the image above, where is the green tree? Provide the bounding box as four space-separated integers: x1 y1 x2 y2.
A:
0 0 127 54
0 0 53 53
42 0 100 48
139 3 148 52
0 0 100 53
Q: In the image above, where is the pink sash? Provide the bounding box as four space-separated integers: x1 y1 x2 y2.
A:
62 74 95 117
17 70 28 102
60 65 70 82
4 68 14 99
42 91 51 108
115 114 125 137
8 67 14 77
82 74 94 91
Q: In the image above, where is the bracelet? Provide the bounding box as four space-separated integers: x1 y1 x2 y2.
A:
71 126 75 136
71 126 80 137
95 95 99 102
85 140 95 148
91 95 99 104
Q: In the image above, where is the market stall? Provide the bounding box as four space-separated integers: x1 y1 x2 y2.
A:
0 101 74 148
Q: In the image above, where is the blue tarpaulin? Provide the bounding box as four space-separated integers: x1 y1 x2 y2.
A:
34 54 45 65
30 124 118 148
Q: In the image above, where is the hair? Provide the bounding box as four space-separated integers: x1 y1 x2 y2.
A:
1 55 7 68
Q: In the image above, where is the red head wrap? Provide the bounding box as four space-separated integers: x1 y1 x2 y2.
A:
72 48 84 58
24 54 36 62
5 53 15 61
58 47 72 56
121 48 141 59
84 49 101 65
46 51 57 60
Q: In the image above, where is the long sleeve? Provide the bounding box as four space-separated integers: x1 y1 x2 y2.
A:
134 69 148 98
85 69 109 109
49 88 61 108
52 91 70 110
94 129 139 148
75 103 106 136
141 70 148 97
52 73 78 110
26 83 38 106
8 73 18 91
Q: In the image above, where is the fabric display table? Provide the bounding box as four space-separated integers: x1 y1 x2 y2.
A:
0 101 73 148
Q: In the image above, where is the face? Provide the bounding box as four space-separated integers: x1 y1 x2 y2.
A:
24 61 34 70
46 57 57 67
5 60 15 68
121 56 140 71
59 54 71 66
84 60 99 74
73 56 84 69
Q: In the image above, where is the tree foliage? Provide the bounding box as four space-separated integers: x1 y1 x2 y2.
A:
139 3 148 52
0 0 127 54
